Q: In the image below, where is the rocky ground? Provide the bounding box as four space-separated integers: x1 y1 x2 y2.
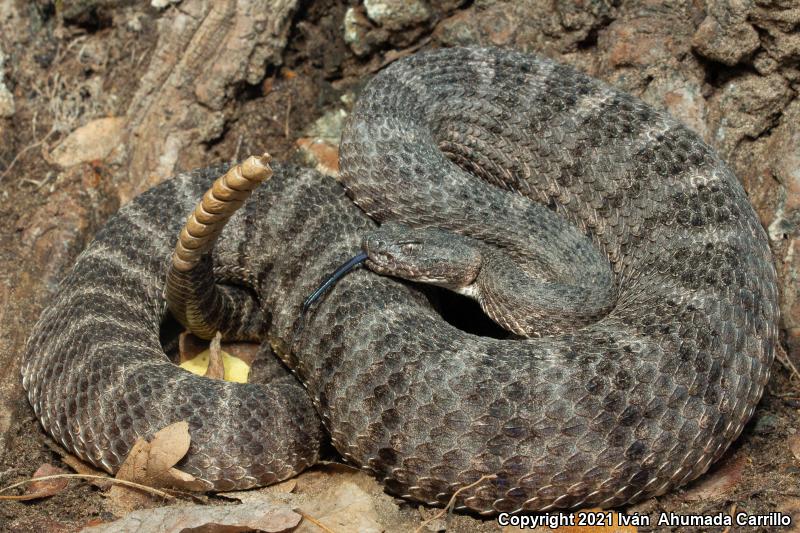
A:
0 1 798 532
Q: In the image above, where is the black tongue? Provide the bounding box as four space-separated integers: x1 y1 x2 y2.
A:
302 251 369 313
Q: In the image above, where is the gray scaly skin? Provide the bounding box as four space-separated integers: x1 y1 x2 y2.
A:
22 47 778 513
362 222 616 337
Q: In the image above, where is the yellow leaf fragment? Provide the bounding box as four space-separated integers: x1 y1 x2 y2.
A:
180 348 251 383
178 330 254 382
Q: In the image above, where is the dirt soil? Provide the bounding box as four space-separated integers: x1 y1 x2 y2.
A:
0 1 799 532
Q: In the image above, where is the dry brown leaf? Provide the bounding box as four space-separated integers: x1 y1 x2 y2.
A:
115 436 151 484
59 451 113 490
267 478 298 494
105 484 158 516
205 332 225 379
223 341 261 367
778 497 800 533
0 464 72 501
296 137 340 177
107 421 204 515
145 422 193 484
178 331 207 364
681 454 747 502
26 464 69 498
789 433 800 463
226 463 430 532
296 481 382 533
83 501 301 533
115 421 204 491
107 439 166 516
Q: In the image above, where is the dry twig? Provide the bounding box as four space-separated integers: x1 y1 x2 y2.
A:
0 128 57 182
776 342 800 383
0 473 176 501
413 474 497 533
295 509 339 533
284 92 293 139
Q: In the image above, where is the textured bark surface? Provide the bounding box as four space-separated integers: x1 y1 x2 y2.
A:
1 0 798 530
123 0 299 202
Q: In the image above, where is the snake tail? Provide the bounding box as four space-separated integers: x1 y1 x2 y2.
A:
166 154 272 340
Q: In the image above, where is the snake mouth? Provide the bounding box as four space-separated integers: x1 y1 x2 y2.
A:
366 262 451 285
363 241 427 281
365 256 426 282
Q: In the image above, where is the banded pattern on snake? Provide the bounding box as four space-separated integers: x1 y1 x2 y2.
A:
22 47 778 513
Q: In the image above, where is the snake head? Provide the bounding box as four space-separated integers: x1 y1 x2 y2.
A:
362 222 482 288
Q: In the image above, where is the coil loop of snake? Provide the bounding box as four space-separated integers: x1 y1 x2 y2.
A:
22 47 778 514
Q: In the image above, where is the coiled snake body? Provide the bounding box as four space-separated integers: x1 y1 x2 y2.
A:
22 48 778 513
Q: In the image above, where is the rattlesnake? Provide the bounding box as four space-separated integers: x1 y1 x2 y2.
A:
22 47 778 513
